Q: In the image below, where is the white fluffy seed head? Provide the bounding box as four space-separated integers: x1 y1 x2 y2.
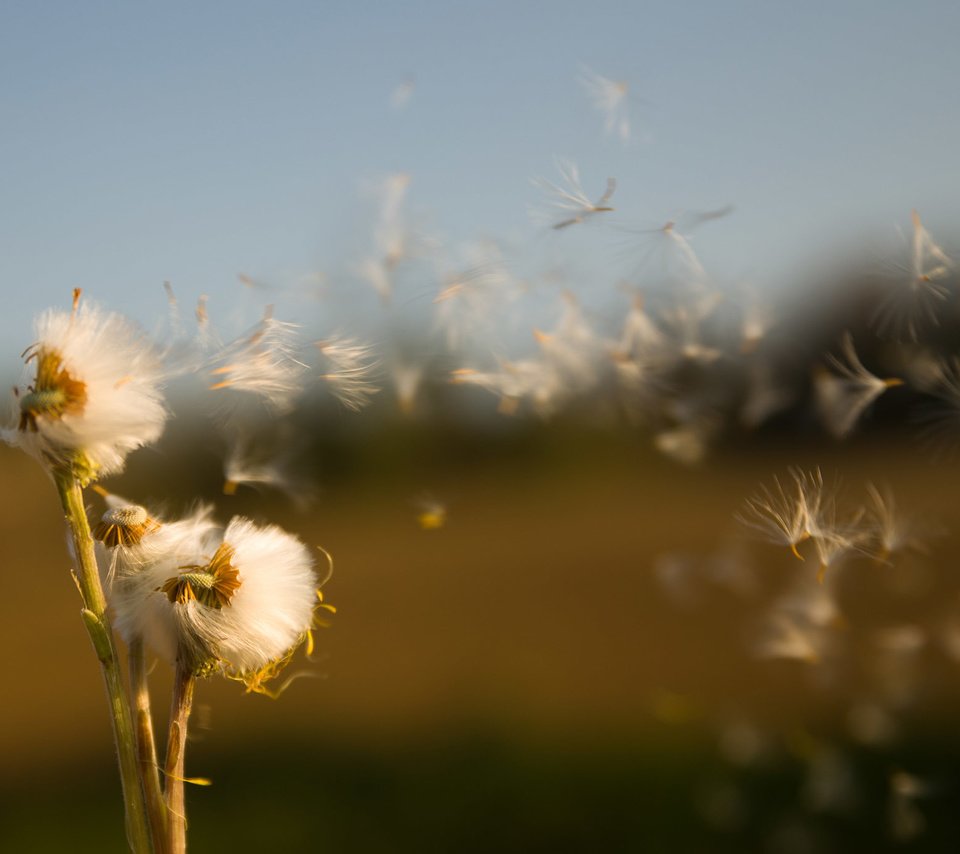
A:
4 300 168 478
169 517 318 676
99 505 320 678
100 504 223 665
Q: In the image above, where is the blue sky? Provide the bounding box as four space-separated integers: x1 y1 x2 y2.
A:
2 1 959 365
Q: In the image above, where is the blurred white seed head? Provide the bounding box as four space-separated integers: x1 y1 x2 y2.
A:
209 310 309 413
738 289 775 354
414 493 447 530
578 64 632 142
865 483 930 559
775 570 843 629
451 355 564 418
752 612 827 663
390 75 415 111
614 294 666 361
915 355 960 452
808 519 866 577
222 423 317 510
433 244 518 351
737 468 827 559
813 332 902 439
532 293 604 391
314 335 381 411
392 361 426 415
617 208 731 288
872 210 954 341
658 291 724 365
352 257 394 304
352 172 428 303
653 421 713 466
531 158 616 230
752 569 844 660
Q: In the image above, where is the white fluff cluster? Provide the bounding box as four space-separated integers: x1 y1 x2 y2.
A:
97 503 318 679
171 517 318 675
98 502 221 666
4 300 168 477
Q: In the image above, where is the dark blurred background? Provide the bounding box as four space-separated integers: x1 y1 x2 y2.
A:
4 372 960 852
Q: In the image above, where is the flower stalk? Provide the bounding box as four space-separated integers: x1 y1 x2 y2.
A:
164 664 196 854
53 465 154 853
130 638 168 854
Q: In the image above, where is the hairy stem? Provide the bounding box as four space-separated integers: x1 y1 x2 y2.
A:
130 638 169 854
164 664 195 854
53 468 153 853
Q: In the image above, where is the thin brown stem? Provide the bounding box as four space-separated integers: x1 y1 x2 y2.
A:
53 467 153 853
164 664 195 854
130 639 169 854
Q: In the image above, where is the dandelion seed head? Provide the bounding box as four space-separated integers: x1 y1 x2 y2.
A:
209 313 308 412
579 64 632 142
776 570 843 628
814 333 901 439
653 423 711 466
615 208 731 289
614 294 666 360
100 502 222 664
162 542 242 610
4 296 169 479
531 158 616 230
94 503 161 549
865 483 932 559
752 612 823 663
432 246 518 350
871 210 955 340
104 504 149 528
737 468 827 556
314 335 381 411
222 424 317 509
170 517 320 678
913 355 960 455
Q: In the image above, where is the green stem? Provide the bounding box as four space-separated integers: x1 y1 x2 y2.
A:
130 638 169 854
53 468 154 854
164 664 195 854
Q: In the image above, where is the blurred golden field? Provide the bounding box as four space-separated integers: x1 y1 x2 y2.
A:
4 422 960 851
